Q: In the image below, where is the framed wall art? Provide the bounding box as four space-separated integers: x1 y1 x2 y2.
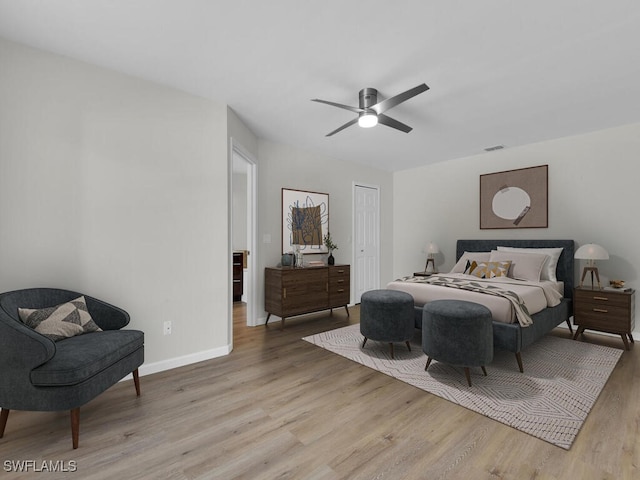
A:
480 164 548 229
282 188 329 254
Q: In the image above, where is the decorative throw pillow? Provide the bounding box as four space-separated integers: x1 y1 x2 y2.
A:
469 261 511 279
489 250 548 282
18 296 102 342
496 246 563 282
450 252 491 273
463 260 478 275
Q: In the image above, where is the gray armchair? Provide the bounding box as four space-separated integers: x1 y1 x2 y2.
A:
0 288 144 448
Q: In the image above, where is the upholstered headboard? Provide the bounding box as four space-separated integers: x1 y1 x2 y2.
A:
456 239 575 299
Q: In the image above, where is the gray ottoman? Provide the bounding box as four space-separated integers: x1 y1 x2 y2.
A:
360 289 414 359
422 300 493 386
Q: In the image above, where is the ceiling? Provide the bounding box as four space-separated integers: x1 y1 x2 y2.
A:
1 1 639 172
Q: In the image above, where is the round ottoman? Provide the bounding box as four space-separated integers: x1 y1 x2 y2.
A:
360 289 414 359
422 300 493 386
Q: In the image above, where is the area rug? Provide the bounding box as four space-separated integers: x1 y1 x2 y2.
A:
303 324 623 449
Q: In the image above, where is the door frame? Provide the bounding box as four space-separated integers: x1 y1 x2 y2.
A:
229 139 258 342
352 182 381 303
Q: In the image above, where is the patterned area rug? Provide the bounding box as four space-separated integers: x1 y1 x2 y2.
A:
303 324 622 449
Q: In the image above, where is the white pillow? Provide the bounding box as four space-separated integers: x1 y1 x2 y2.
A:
450 252 491 274
489 250 548 282
496 246 563 282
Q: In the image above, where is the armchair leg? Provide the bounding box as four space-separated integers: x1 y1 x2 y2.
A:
0 408 9 437
133 368 141 397
70 408 80 449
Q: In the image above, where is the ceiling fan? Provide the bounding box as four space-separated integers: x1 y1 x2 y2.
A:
311 83 429 137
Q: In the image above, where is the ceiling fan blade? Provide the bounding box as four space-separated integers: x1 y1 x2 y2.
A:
371 83 429 115
311 98 363 114
326 118 358 136
377 114 412 133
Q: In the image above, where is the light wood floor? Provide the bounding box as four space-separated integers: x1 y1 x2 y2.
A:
2 303 639 479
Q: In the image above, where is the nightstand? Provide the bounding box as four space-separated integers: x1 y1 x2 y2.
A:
573 286 636 350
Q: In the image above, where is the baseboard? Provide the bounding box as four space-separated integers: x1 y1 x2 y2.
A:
120 344 232 381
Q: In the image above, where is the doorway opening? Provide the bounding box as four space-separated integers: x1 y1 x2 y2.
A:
231 141 257 348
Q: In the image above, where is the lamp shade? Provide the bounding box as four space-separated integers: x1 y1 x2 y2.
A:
426 242 439 255
575 243 609 260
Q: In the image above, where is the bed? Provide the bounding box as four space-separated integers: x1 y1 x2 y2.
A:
387 239 574 372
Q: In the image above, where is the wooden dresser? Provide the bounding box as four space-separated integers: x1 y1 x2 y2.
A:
573 286 635 350
232 252 243 302
264 265 350 329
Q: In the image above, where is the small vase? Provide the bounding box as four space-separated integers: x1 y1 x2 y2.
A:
327 252 335 265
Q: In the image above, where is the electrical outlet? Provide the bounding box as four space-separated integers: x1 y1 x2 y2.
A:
163 321 172 335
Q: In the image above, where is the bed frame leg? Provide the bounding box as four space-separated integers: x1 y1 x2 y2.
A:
515 352 524 373
565 319 573 334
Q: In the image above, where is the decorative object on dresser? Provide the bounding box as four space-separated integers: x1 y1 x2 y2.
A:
573 286 635 350
323 232 338 265
479 165 548 229
232 252 243 302
574 243 609 289
264 265 350 330
423 241 439 273
281 253 294 266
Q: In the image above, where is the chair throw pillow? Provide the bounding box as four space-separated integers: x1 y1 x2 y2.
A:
18 296 102 342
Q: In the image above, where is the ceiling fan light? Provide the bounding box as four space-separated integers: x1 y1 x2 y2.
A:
358 112 378 128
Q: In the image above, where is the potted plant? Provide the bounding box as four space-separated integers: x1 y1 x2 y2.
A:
324 232 338 265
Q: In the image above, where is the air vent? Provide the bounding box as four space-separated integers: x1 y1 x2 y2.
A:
484 145 505 152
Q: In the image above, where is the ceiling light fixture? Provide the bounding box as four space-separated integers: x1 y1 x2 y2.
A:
358 111 378 128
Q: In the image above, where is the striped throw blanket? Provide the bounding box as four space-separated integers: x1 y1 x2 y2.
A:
399 275 533 327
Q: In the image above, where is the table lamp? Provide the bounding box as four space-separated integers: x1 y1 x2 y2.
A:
424 242 439 274
575 243 609 289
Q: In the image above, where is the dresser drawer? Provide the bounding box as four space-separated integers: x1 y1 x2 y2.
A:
329 265 350 278
329 265 350 307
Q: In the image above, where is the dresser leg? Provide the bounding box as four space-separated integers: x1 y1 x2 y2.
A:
573 326 585 340
265 313 271 326
621 334 630 350
280 318 285 331
344 305 350 316
629 333 635 344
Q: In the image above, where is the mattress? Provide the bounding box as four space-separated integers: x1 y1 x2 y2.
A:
387 273 563 324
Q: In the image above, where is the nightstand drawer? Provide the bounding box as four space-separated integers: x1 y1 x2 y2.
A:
574 308 630 331
573 290 630 308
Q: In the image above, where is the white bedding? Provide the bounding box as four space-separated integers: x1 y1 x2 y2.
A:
387 273 563 324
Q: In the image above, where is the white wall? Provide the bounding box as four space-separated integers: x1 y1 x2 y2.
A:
393 122 640 290
0 38 230 371
255 140 394 322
